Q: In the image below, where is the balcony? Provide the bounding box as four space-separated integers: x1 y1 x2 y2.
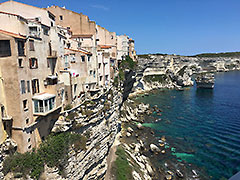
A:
2 116 12 121
32 93 57 116
44 75 58 86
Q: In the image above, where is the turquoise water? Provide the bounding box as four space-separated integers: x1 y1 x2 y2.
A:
137 71 240 179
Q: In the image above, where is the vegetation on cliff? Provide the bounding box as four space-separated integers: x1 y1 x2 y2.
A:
112 146 133 180
192 51 240 58
143 74 168 83
3 132 87 179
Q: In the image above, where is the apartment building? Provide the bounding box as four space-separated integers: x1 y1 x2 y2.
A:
129 38 137 62
117 35 129 61
0 1 65 153
0 1 137 152
47 6 99 94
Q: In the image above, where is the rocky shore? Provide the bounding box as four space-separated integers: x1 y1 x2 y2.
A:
118 98 209 180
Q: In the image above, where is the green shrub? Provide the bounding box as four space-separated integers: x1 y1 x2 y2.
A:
64 104 73 111
143 74 168 83
3 132 87 179
66 112 78 120
82 110 94 117
119 69 125 81
112 147 133 180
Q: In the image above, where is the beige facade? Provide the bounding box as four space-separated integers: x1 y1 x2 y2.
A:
47 6 99 93
0 1 137 153
129 38 137 62
117 35 129 61
0 2 64 153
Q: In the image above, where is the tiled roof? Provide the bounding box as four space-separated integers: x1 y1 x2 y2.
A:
0 29 26 39
99 45 112 49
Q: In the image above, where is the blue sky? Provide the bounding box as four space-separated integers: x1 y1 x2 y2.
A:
1 0 240 55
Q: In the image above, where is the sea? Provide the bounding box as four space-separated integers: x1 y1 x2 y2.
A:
136 71 240 180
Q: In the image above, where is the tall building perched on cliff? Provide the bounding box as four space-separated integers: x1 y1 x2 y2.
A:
0 1 65 153
0 1 137 152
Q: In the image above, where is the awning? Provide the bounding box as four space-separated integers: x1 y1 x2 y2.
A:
32 92 55 101
47 75 58 79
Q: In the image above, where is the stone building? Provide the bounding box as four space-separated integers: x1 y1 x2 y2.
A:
0 1 65 153
117 35 129 61
129 38 137 62
0 1 137 153
47 6 99 93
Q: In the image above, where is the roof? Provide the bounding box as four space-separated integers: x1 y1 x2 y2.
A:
71 34 93 38
0 29 26 39
0 1 41 10
32 92 55 101
99 45 112 49
64 48 92 55
0 10 27 22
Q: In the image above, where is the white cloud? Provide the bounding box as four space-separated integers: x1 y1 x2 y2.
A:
91 4 109 11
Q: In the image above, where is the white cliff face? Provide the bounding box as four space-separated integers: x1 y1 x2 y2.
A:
39 88 123 180
133 54 240 93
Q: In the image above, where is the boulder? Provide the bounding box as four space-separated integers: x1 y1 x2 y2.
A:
137 123 143 130
150 144 160 153
127 127 134 133
126 132 131 137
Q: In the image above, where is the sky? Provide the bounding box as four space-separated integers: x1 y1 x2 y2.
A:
1 0 240 55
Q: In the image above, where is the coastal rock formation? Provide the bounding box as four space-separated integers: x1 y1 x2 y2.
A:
132 54 240 94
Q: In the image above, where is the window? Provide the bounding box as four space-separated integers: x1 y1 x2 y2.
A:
93 71 96 78
98 63 101 69
81 56 85 62
88 56 91 61
74 84 77 94
18 58 23 67
70 54 75 63
32 79 39 94
51 22 53 27
29 40 34 51
28 138 31 142
20 80 26 94
78 42 81 48
105 75 109 80
29 27 38 37
59 15 63 20
0 40 11 57
43 28 49 35
26 118 29 124
67 43 71 49
18 41 25 56
27 81 30 93
33 97 55 114
23 99 28 110
90 70 93 75
28 145 31 149
29 58 38 69
100 76 103 81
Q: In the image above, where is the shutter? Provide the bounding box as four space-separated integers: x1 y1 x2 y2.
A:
36 58 38 68
29 58 32 69
32 80 35 94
